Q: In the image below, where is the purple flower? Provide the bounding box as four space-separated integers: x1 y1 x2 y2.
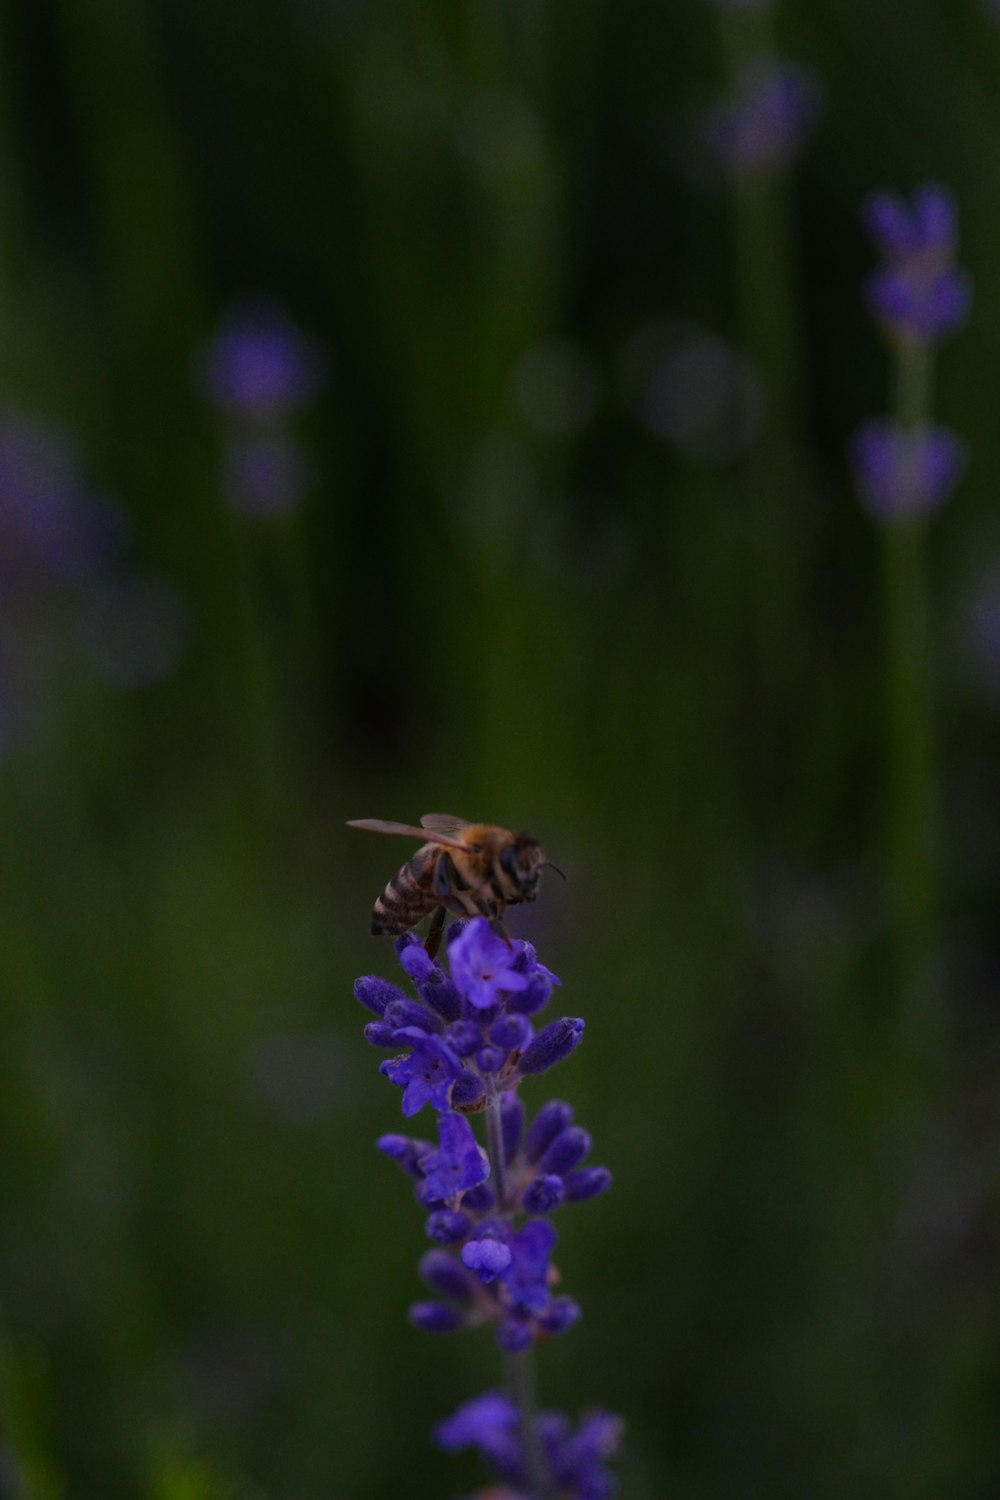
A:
379 1030 463 1116
434 1391 523 1479
354 975 407 1016
425 1207 472 1244
864 266 970 344
449 919 532 1010
851 420 967 523
434 1390 623 1499
377 1133 435 1179
704 59 823 172
546 1407 625 1499
0 414 128 592
862 184 971 344
864 184 957 267
397 937 439 983
497 1219 556 1315
537 1125 591 1176
621 319 763 466
383 996 443 1035
419 1112 489 1203
518 1017 585 1075
195 302 324 418
564 1167 613 1203
419 1247 480 1304
409 1301 465 1334
462 1230 513 1282
525 1101 574 1162
355 924 617 1494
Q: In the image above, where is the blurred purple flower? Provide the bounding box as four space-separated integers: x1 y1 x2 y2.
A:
0 414 128 591
862 184 971 344
704 59 823 172
850 420 966 523
195 302 324 417
75 569 192 689
865 266 970 344
435 1389 623 1498
619 319 763 464
864 184 957 265
223 433 312 517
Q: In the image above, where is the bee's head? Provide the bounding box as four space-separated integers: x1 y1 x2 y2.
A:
501 835 545 899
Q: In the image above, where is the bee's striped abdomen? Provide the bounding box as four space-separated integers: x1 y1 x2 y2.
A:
370 845 440 936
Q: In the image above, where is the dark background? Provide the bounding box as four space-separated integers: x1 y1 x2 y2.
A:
1 2 999 1497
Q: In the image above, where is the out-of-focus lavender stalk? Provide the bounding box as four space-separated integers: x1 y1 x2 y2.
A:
355 918 621 1499
885 335 936 1023
705 0 822 706
193 301 326 806
851 185 970 1027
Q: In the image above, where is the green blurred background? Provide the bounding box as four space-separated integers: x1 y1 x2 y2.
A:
2 1 1000 1496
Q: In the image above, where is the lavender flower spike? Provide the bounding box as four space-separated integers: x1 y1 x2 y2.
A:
704 58 823 172
354 914 620 1495
851 420 967 524
852 183 971 528
862 183 971 345
195 300 324 418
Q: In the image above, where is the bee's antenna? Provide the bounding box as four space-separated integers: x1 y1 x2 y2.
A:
543 861 567 880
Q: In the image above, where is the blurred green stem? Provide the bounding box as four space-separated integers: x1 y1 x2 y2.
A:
719 11 803 704
506 1346 550 1500
885 341 937 1031
482 1078 551 1500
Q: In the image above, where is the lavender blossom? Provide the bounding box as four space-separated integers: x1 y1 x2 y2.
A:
862 184 971 345
0 413 128 592
435 1390 623 1499
195 301 325 519
195 302 324 417
356 917 620 1495
703 58 823 172
850 420 967 524
851 185 971 526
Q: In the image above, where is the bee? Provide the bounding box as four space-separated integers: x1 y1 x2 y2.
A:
346 813 556 959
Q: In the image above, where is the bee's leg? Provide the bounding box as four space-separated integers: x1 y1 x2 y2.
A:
433 855 472 920
488 916 513 949
424 904 446 961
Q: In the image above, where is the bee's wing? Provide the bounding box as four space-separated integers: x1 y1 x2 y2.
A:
420 813 474 834
347 817 468 851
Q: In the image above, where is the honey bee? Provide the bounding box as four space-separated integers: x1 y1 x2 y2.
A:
346 813 555 959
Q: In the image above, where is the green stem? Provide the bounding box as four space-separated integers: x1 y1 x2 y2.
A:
506 1346 551 1500
482 1079 551 1499
885 339 938 1035
483 1076 509 1212
717 9 806 781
